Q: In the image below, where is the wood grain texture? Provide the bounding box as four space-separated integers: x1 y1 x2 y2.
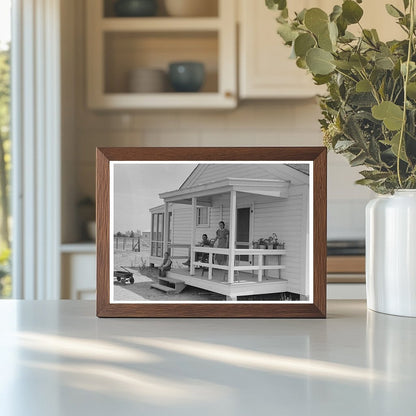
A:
96 147 327 318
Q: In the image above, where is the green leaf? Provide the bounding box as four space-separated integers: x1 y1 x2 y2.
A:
371 29 380 42
342 0 364 24
403 0 410 10
336 15 348 36
375 55 395 70
266 0 287 11
350 54 368 70
333 60 353 70
296 57 308 69
294 33 316 58
372 101 404 131
306 48 335 75
277 23 298 43
313 74 332 85
330 5 342 22
407 82 416 99
356 79 372 92
296 8 307 23
360 170 392 181
328 21 338 45
350 152 368 167
363 29 376 46
334 139 355 151
382 132 409 162
339 31 356 43
304 8 329 35
385 4 404 18
318 27 334 52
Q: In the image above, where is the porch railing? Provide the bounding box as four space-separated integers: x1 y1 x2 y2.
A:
190 246 286 283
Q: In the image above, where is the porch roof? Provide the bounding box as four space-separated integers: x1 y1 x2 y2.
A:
159 177 289 204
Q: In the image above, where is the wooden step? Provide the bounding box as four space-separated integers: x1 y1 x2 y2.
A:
159 276 184 285
158 275 187 294
151 283 177 294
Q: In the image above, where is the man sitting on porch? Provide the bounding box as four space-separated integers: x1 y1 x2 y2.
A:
159 252 172 277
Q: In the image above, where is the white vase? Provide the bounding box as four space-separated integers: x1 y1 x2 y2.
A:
366 190 416 317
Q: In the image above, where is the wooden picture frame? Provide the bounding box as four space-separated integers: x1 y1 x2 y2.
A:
96 147 327 318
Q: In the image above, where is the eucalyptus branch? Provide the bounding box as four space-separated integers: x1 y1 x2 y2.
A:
358 69 381 104
397 0 415 188
334 68 358 84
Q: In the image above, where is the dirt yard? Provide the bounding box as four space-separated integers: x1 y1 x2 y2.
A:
113 249 225 302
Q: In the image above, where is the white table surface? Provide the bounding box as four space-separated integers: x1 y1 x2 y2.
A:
0 300 415 416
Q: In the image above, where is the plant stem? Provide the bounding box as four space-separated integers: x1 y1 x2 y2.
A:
397 0 415 188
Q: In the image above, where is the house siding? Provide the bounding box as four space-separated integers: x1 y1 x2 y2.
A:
253 185 309 295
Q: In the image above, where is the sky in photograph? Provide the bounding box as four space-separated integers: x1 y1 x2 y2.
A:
113 163 197 233
0 0 11 49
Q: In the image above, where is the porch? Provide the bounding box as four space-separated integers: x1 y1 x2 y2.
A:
166 267 288 301
153 176 290 299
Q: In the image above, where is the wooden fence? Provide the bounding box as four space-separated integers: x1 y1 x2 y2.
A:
114 237 140 251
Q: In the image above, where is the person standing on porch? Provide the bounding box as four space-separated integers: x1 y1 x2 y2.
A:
214 221 229 265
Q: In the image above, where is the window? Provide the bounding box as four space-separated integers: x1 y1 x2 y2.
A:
197 207 209 227
0 0 11 298
151 212 171 257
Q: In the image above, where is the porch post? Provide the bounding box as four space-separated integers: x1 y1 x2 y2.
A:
163 202 169 256
190 197 197 275
228 190 237 283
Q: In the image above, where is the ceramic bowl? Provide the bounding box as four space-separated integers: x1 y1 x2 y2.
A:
114 0 158 17
164 0 218 17
168 62 205 92
128 68 167 93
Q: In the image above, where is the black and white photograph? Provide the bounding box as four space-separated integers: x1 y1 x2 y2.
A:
110 161 313 303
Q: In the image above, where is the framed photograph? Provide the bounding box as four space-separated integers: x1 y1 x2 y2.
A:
96 147 327 318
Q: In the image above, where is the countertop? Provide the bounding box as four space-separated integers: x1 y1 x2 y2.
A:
0 300 415 415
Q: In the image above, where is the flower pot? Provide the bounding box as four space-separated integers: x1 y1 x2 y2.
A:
366 190 416 317
259 244 266 250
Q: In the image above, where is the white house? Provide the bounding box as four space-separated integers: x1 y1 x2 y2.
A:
149 163 310 301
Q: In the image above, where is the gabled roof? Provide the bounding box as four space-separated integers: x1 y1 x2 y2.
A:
160 177 290 205
179 163 309 190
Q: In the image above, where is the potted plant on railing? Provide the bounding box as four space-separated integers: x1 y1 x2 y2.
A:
266 0 416 316
258 238 267 250
265 236 275 249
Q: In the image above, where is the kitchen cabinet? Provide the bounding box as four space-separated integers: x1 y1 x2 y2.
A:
86 0 237 109
61 245 96 300
238 0 404 99
238 0 325 99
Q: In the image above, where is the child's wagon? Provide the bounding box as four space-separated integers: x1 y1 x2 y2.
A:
114 267 135 284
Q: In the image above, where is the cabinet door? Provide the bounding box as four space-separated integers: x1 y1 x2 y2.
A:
239 0 404 99
239 0 326 99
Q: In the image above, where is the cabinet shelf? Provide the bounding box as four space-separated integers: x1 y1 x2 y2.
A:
90 92 235 110
101 17 221 32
